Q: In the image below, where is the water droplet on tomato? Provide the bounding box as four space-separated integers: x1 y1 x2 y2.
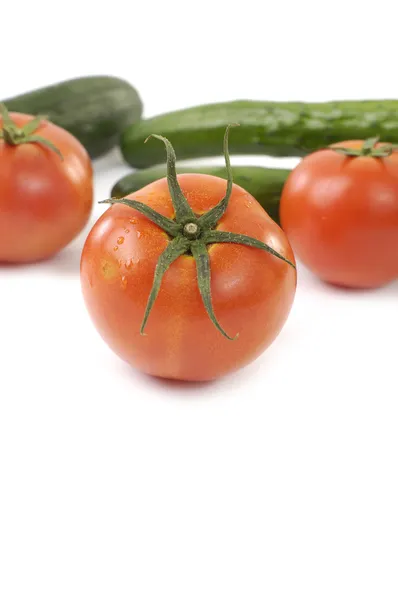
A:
129 218 137 225
137 231 142 239
124 228 130 233
113 246 118 252
117 236 125 245
121 275 127 290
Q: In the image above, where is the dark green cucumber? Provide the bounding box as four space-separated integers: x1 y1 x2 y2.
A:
3 76 143 159
111 165 290 224
120 99 398 168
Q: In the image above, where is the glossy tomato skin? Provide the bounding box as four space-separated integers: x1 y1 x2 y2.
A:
0 113 93 263
81 174 296 381
280 141 398 288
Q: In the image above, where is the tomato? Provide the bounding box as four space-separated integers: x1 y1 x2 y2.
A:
81 130 296 381
280 139 398 288
0 108 93 263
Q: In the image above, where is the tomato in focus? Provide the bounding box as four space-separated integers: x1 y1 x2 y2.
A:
81 172 296 381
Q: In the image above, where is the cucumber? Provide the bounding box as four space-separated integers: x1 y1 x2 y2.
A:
3 76 143 159
111 165 290 224
120 99 398 168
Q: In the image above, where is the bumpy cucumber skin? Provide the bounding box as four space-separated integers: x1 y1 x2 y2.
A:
4 76 143 159
111 165 290 224
120 99 398 168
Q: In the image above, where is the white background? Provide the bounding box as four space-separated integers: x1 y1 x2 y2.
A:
1 1 398 598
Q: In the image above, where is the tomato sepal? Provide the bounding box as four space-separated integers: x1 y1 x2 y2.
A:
0 103 63 159
140 236 191 335
196 124 239 229
191 239 238 341
99 197 181 237
144 134 196 222
203 230 296 269
330 136 395 158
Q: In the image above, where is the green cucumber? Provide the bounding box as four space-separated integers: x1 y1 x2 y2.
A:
3 76 143 159
111 165 290 224
120 99 398 168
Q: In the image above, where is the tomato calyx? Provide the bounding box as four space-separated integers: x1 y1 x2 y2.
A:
0 103 63 159
101 125 295 340
330 137 396 158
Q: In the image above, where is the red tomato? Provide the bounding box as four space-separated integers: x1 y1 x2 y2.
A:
0 111 93 263
280 140 398 288
81 174 296 381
